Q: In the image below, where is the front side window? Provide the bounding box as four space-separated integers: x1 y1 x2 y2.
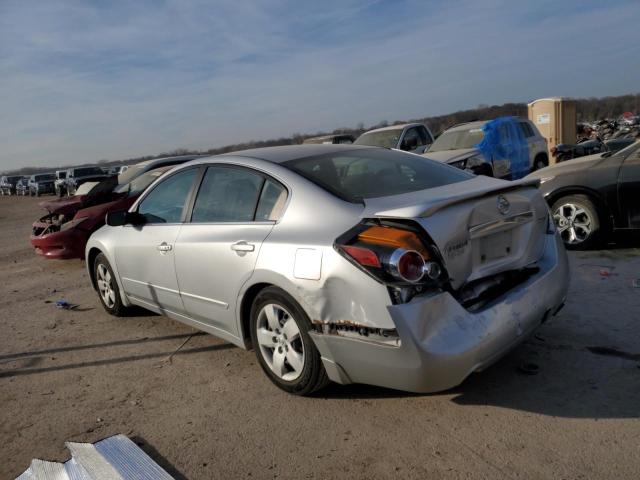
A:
400 128 419 150
418 126 432 144
137 168 197 223
191 166 264 223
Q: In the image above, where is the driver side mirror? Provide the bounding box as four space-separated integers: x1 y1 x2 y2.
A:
106 210 146 227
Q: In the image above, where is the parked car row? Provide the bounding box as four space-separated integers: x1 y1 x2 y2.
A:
528 139 640 249
30 156 203 259
1 173 56 196
18 120 638 396
352 117 548 180
1 165 133 198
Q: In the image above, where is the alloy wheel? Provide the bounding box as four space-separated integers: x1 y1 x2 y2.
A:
256 303 305 381
96 263 116 308
554 203 592 245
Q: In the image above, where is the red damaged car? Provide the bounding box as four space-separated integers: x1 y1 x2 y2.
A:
30 155 201 259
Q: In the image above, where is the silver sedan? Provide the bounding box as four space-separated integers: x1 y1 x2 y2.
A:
86 145 569 395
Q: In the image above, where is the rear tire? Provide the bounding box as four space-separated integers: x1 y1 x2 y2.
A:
250 287 329 395
551 194 603 250
94 253 128 316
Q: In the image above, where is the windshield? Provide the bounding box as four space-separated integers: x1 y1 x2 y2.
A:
57 171 67 179
74 167 104 177
429 127 485 152
113 166 171 196
354 129 403 149
35 174 55 181
283 149 471 203
8 176 22 182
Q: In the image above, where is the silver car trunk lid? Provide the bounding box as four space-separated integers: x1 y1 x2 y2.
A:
361 176 548 289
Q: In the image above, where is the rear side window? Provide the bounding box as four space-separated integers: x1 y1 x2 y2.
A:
284 149 471 202
255 179 287 221
137 168 197 223
191 166 264 222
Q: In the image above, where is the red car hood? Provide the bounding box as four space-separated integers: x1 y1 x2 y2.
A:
75 196 137 224
39 177 120 217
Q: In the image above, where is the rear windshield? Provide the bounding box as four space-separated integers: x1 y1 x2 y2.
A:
429 127 485 152
74 167 104 176
354 129 403 149
113 166 172 196
283 149 471 202
35 174 55 181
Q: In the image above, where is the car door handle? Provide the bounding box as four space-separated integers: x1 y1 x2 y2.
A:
157 242 173 252
231 241 255 252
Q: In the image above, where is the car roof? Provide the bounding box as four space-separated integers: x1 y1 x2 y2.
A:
222 144 377 163
303 134 353 142
363 123 424 134
133 154 205 169
444 120 488 132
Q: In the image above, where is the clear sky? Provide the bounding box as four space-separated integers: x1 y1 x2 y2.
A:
1 0 639 170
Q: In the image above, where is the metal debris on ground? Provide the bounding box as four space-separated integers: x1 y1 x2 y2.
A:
16 434 173 480
55 300 78 310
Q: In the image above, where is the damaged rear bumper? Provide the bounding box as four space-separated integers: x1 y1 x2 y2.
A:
310 232 569 393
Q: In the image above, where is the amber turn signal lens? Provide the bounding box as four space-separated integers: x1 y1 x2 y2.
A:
358 226 430 259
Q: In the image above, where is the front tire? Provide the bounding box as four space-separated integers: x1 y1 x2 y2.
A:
94 253 128 316
250 287 329 395
551 194 603 249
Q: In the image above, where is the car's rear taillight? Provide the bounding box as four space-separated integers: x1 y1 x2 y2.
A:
336 222 447 301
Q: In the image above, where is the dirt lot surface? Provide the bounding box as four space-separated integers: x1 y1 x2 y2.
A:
1 196 639 479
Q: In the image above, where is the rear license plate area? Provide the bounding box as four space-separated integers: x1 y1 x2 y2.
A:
478 230 512 263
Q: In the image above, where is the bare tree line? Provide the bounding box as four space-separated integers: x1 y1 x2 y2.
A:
5 93 639 175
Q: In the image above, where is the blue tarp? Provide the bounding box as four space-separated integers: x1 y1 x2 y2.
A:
476 116 530 179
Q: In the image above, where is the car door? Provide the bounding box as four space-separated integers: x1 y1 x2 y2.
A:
113 167 199 314
617 143 640 228
174 165 287 337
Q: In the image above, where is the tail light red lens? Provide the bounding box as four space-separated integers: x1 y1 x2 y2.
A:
341 245 381 268
336 223 445 288
389 249 424 283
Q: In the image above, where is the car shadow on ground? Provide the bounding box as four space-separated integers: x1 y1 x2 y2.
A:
316 336 640 420
0 332 233 378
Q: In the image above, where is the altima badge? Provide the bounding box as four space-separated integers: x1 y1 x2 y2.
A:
497 195 510 215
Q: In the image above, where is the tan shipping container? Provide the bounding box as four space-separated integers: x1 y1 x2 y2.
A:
527 97 576 165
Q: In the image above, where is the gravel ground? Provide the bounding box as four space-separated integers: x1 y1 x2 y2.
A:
1 196 639 479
